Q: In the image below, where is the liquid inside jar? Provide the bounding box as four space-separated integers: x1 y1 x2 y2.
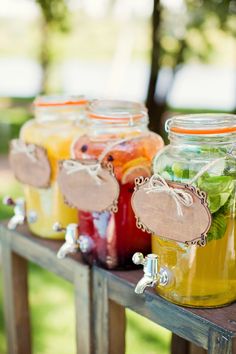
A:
73 100 164 269
152 114 236 307
20 96 87 238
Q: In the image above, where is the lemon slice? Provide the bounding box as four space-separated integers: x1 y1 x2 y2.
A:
122 157 149 172
121 165 151 184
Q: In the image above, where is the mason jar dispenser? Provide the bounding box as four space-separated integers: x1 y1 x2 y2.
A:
6 95 87 238
132 114 236 307
57 99 164 268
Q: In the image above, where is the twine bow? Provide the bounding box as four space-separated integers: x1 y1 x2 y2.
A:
63 160 102 184
11 140 37 162
144 174 193 217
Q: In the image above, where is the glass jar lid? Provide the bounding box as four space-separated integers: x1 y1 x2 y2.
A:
166 114 236 135
87 100 148 124
34 95 87 107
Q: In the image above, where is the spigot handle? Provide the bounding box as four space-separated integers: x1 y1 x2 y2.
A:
132 252 172 294
55 222 79 259
3 196 15 206
52 222 66 232
57 243 78 259
28 211 38 224
3 197 26 230
132 252 145 265
78 235 94 253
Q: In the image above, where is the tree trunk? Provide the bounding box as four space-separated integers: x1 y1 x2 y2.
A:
146 0 165 134
39 19 50 94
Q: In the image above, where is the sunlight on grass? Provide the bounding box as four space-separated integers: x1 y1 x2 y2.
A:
29 264 76 354
0 171 23 219
126 310 171 354
0 271 6 354
0 174 22 196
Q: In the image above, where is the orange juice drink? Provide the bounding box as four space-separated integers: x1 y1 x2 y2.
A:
20 96 87 239
72 100 164 269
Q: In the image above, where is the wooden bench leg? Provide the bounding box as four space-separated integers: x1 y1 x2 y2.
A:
109 300 126 354
93 270 126 354
190 343 207 354
208 329 234 354
171 334 189 354
74 268 93 354
1 246 31 354
171 335 207 354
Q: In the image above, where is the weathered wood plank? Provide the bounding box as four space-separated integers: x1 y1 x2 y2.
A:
109 300 126 354
74 267 93 354
170 334 208 354
1 246 31 354
189 343 207 354
208 329 233 354
94 267 236 350
0 224 86 283
0 223 92 354
171 334 189 354
93 270 126 354
189 307 236 335
232 337 236 354
104 269 208 349
2 222 236 354
93 269 109 354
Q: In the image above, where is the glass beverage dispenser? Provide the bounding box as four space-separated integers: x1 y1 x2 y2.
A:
58 100 164 268
6 95 87 239
132 114 236 307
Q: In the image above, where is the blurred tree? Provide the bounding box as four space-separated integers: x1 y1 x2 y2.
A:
35 0 70 93
147 0 236 133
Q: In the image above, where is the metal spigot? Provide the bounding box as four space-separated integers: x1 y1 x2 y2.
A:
78 235 94 254
132 252 172 294
3 196 37 230
54 222 95 259
53 222 80 259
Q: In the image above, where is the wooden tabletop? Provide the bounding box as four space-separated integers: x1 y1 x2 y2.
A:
0 221 92 354
0 222 86 282
109 267 236 331
1 221 236 352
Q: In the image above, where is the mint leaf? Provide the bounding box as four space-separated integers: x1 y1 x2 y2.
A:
207 213 227 242
197 175 234 213
172 163 187 179
161 166 174 181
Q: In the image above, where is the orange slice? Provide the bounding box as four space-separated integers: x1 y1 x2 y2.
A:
121 165 151 184
122 157 149 172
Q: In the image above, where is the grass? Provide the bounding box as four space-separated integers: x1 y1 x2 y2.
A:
0 270 6 354
0 103 32 154
0 168 171 354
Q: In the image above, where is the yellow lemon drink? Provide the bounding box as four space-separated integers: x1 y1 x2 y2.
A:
152 114 236 307
20 96 88 239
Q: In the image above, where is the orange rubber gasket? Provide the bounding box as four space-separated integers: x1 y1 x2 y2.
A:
34 99 88 107
88 112 144 121
171 126 236 134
